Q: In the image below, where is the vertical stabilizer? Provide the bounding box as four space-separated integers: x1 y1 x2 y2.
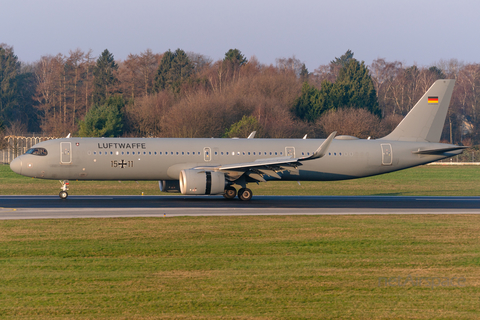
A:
381 79 455 142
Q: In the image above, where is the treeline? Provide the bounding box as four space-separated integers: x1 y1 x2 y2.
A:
1 44 480 146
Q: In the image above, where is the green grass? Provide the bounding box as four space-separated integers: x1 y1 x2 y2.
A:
1 164 480 196
2 164 480 318
1 216 480 319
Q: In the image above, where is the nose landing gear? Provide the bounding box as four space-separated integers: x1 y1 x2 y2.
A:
59 180 69 199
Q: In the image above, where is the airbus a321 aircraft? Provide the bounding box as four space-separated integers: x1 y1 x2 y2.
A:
10 80 467 201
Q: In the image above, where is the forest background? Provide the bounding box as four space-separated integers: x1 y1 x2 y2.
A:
1 44 479 149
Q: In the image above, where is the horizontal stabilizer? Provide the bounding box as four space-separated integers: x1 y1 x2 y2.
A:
412 146 469 155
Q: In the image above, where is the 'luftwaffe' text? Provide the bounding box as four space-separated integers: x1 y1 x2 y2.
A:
98 143 146 149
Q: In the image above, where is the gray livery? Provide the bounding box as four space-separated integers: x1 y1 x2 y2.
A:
10 80 467 200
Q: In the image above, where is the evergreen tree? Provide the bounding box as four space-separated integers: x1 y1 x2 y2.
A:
224 48 248 66
0 44 20 124
154 50 175 91
292 81 336 122
170 49 193 90
223 115 263 138
292 57 379 122
300 63 309 81
429 66 445 79
331 49 354 68
154 49 193 93
78 95 124 137
334 59 380 116
92 49 118 106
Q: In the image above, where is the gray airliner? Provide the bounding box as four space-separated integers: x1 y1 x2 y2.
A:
10 79 467 201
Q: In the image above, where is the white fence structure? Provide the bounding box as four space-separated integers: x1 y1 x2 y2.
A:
1 136 57 164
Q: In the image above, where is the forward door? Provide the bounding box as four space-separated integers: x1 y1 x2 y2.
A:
60 142 72 164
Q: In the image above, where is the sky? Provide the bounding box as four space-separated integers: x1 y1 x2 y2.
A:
2 0 479 71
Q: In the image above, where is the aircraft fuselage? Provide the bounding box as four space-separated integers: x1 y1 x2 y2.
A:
10 137 461 182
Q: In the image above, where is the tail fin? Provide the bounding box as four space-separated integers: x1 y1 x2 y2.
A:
381 79 455 142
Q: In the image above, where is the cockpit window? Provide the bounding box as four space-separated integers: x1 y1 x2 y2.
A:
25 148 48 156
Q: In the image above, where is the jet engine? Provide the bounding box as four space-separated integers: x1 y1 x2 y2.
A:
179 169 226 195
159 180 181 193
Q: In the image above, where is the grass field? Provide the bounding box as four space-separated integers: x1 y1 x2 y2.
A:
1 164 480 196
2 164 480 318
1 216 480 319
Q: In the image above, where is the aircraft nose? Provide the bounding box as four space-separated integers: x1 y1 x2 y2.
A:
10 157 22 175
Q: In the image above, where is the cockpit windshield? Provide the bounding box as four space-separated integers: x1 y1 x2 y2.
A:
25 148 48 156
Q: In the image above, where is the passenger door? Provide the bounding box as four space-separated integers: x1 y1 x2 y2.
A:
381 144 392 166
60 142 72 164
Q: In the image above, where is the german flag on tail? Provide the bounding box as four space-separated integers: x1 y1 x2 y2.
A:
428 96 439 104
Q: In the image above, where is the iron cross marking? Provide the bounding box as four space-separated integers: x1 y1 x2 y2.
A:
119 160 127 168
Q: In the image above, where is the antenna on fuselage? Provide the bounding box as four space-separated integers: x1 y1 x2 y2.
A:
66 133 71 138
247 131 256 139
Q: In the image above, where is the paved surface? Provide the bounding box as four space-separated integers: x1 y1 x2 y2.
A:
1 195 480 220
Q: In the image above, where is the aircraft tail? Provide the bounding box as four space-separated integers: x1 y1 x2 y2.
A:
380 79 455 142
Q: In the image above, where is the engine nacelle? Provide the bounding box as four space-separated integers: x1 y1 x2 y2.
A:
159 180 181 193
179 169 226 195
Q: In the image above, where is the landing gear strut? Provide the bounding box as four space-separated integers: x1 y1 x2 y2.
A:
238 188 253 201
59 180 69 199
224 186 237 200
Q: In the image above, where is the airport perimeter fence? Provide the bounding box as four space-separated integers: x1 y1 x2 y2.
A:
1 136 57 164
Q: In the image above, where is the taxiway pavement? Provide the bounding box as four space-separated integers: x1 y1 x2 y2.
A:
1 195 480 220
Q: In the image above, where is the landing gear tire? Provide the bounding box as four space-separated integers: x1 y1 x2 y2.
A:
59 180 69 199
224 186 237 199
238 188 253 201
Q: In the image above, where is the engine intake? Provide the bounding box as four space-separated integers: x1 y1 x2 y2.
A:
179 169 226 195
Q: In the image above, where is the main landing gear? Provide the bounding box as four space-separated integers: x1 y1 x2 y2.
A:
59 180 69 199
223 186 253 201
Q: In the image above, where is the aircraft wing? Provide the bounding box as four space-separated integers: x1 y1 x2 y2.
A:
194 132 336 182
